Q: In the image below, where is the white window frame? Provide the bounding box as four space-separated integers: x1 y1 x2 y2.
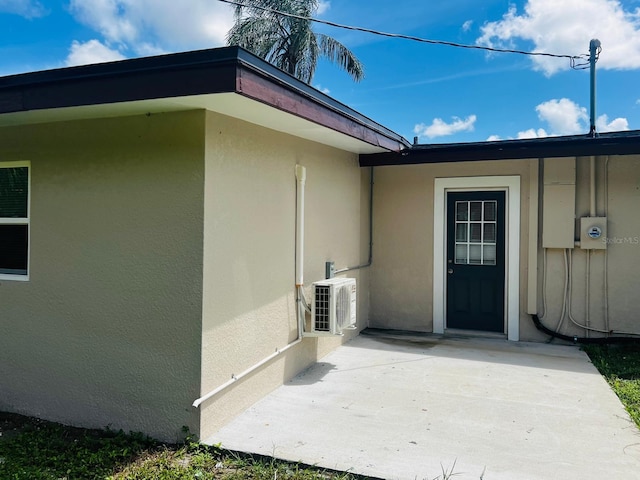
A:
0 161 30 281
433 176 520 341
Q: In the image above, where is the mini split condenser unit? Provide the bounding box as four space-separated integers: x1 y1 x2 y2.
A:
307 277 357 336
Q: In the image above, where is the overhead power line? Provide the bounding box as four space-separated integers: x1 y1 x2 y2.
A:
218 0 592 67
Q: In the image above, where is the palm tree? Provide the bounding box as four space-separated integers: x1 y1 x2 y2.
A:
226 0 364 84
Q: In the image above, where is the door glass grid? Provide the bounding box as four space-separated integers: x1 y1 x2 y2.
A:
454 200 497 265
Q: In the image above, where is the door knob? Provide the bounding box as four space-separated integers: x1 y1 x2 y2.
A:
447 268 454 274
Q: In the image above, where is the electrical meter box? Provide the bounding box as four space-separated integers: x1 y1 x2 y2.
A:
580 217 607 249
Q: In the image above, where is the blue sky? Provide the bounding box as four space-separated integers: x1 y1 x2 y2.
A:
1 0 639 143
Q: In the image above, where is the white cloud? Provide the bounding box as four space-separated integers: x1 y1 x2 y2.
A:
69 0 137 45
314 84 331 94
486 134 502 141
65 40 126 66
596 114 629 132
0 0 46 18
517 128 549 139
414 115 477 139
317 1 330 15
535 98 588 135
69 0 234 56
513 98 629 138
477 0 640 75
462 20 473 32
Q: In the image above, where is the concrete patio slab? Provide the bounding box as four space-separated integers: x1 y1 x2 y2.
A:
207 331 640 480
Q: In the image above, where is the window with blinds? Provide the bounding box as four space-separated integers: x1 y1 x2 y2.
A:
0 164 29 278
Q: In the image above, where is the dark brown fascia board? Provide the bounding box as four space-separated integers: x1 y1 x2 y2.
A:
233 50 410 151
235 64 407 152
0 48 240 112
359 131 640 166
0 46 409 152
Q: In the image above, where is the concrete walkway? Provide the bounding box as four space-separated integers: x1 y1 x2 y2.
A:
208 332 640 480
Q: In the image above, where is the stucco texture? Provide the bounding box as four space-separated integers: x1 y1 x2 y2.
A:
370 155 640 342
0 111 205 442
0 106 371 442
199 111 368 441
539 155 640 338
369 160 536 339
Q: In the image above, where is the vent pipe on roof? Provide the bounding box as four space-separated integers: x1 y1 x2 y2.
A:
589 39 601 138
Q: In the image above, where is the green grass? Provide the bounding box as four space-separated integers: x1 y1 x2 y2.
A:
584 344 640 428
0 414 159 480
0 413 365 480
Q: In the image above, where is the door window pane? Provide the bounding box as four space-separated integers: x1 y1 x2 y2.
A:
483 223 496 243
483 245 496 265
456 202 468 221
455 244 467 263
469 245 482 264
455 223 467 242
470 202 482 221
470 223 482 243
484 201 496 221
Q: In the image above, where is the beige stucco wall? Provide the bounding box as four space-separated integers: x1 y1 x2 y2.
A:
539 155 640 338
0 111 205 442
370 154 640 342
199 110 368 441
370 160 537 339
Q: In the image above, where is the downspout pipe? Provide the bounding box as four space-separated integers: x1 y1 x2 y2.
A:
295 165 307 335
295 165 306 289
192 166 307 409
335 166 374 274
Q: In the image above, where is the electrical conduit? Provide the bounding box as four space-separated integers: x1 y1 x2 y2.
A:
533 155 640 342
334 166 374 274
532 314 640 344
192 165 307 408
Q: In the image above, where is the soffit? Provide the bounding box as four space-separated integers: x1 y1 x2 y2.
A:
0 92 388 154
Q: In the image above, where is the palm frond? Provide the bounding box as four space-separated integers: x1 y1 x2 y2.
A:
317 34 365 82
226 0 362 84
227 17 282 59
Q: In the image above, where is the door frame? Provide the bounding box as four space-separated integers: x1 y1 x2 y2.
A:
433 176 520 341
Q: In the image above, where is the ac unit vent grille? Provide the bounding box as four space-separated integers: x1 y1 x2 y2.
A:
314 284 331 332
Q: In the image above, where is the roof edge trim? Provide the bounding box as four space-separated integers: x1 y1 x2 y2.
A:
360 131 640 166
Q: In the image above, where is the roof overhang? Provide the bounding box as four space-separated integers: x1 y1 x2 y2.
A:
360 131 640 166
0 47 410 155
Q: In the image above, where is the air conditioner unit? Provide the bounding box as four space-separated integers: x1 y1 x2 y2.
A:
308 277 357 336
